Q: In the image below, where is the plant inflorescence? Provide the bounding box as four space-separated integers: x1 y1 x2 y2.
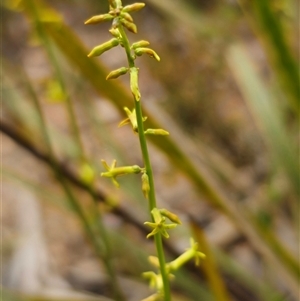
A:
85 1 205 300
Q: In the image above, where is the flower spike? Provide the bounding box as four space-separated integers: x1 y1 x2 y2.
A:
85 2 176 299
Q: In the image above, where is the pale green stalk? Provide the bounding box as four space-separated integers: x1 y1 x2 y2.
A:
117 22 171 301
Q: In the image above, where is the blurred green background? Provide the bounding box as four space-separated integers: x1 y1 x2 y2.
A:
1 0 299 301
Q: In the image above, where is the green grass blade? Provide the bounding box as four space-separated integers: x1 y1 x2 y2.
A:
239 0 299 113
227 44 299 196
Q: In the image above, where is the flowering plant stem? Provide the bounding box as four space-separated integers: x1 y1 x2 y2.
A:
117 23 171 301
85 1 204 299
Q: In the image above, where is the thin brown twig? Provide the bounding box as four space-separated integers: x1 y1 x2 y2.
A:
0 120 263 301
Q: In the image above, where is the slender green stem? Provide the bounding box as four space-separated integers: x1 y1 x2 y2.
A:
117 23 171 301
27 0 86 162
24 66 126 301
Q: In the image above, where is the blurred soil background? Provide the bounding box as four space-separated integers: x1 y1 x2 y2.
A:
1 0 299 301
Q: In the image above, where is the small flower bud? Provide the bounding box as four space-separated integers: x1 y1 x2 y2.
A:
109 28 121 38
106 67 129 80
84 13 114 25
108 7 121 17
79 163 95 184
135 47 160 61
121 19 137 33
151 208 163 223
130 67 141 101
101 165 142 178
120 12 133 22
148 256 160 268
142 173 150 199
160 208 182 224
109 0 117 9
144 129 169 135
87 38 119 57
131 40 150 49
123 2 145 13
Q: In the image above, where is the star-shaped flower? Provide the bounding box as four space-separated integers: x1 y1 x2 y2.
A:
118 107 147 132
101 159 142 187
189 238 206 266
144 208 178 239
142 271 160 289
143 258 175 292
167 238 206 271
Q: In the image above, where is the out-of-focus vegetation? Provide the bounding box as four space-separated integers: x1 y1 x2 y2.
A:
2 0 299 301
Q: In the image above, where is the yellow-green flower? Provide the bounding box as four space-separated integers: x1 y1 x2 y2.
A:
168 238 206 271
101 159 142 187
118 107 147 132
144 208 178 239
